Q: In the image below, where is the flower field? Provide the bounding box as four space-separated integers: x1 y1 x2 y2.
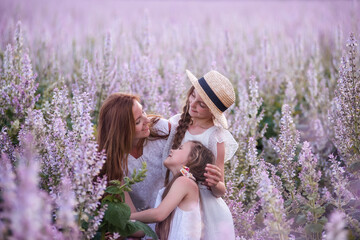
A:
0 0 360 239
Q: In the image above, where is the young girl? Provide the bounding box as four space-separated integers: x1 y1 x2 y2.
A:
164 70 238 239
130 140 214 240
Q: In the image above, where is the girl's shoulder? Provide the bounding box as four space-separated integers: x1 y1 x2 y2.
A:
174 176 198 190
209 126 239 162
151 117 170 133
169 114 181 127
211 126 235 141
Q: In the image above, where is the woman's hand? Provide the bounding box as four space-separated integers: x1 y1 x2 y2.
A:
203 163 222 187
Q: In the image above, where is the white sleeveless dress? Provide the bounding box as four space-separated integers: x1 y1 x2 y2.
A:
164 114 238 240
127 118 170 212
154 187 202 240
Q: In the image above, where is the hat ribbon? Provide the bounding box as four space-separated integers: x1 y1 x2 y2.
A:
198 77 227 112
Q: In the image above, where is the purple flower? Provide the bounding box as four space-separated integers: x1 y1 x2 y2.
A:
256 170 292 240
324 210 348 240
271 104 300 197
329 33 360 168
0 134 62 239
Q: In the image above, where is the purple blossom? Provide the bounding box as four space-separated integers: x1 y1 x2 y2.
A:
256 170 292 240
228 75 265 174
56 176 79 238
224 181 263 239
284 80 297 110
328 154 354 209
0 134 61 239
329 33 360 170
0 21 39 122
18 88 107 238
298 142 321 197
324 211 348 240
271 104 300 197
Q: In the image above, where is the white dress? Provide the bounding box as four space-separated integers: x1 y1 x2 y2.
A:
127 118 170 212
164 114 238 240
154 187 202 240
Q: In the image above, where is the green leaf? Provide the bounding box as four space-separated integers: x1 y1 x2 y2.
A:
313 207 325 216
318 216 328 225
124 220 158 240
305 223 323 234
123 186 132 192
131 169 137 178
104 202 131 230
109 180 122 186
295 214 306 225
105 185 123 195
119 192 125 202
102 195 115 203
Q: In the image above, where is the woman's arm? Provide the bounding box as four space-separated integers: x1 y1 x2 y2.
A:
204 142 226 197
125 190 137 213
130 177 192 223
124 191 146 238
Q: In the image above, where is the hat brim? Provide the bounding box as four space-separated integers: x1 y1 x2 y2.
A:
186 70 229 129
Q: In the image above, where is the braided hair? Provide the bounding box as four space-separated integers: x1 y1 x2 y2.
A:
164 86 195 185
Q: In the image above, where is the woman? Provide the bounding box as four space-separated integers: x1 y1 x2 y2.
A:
97 92 170 214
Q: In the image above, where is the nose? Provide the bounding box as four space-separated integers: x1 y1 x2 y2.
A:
144 116 150 124
142 111 150 123
190 99 196 109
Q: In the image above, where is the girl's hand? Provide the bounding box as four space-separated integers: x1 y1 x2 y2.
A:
204 164 222 187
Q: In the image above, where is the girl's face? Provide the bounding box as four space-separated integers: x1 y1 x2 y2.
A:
188 89 213 120
132 100 150 142
164 141 193 169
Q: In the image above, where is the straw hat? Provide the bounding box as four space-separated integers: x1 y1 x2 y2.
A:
186 69 235 129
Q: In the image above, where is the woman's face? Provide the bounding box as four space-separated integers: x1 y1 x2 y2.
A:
164 141 193 169
132 100 150 142
188 89 213 120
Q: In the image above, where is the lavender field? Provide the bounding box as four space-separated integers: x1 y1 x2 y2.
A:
1 0 360 239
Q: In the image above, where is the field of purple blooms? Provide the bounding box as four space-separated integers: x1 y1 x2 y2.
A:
0 0 360 239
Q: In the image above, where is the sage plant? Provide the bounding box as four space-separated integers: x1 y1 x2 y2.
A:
270 104 300 199
329 33 360 173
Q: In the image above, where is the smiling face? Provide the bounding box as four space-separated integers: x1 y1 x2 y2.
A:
164 141 194 170
132 100 150 144
188 89 213 120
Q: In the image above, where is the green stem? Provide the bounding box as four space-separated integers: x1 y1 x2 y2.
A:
101 227 106 240
77 205 83 227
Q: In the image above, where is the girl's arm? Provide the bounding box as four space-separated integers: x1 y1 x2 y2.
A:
130 177 194 223
204 142 226 197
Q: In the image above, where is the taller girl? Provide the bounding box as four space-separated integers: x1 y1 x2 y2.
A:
165 70 238 239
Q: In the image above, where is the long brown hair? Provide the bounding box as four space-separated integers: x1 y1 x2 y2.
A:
164 86 195 185
156 140 215 240
97 93 138 183
97 93 168 183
